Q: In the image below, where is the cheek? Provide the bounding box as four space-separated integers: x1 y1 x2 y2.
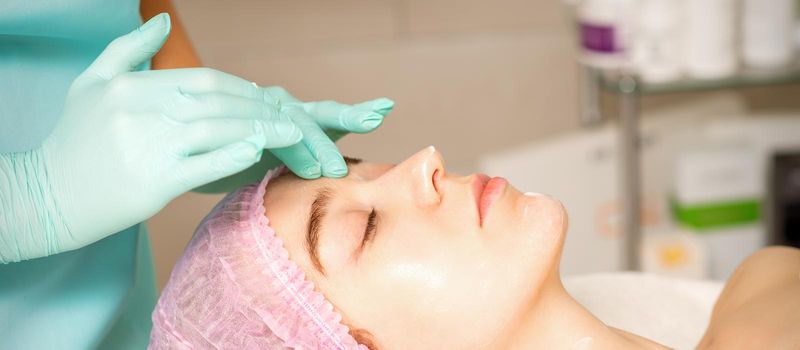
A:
346 224 529 347
358 221 455 300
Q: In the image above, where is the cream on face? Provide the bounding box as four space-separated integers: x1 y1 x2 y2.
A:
263 147 568 349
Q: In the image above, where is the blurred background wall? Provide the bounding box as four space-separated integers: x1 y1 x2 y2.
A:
149 0 800 289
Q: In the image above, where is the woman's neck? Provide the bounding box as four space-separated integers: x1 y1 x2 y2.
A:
504 275 669 350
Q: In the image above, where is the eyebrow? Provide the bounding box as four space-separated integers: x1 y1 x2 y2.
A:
306 156 363 274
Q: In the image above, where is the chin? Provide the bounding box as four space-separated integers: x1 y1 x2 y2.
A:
505 182 567 234
508 186 568 276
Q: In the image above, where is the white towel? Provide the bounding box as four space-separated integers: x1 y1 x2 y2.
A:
564 272 724 350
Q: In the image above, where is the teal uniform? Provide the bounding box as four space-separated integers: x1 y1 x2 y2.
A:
0 1 156 348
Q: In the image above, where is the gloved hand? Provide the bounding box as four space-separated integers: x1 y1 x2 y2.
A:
0 13 390 262
195 88 394 192
262 87 394 179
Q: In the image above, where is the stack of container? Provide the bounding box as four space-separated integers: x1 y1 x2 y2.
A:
572 0 798 83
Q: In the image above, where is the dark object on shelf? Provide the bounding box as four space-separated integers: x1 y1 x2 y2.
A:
769 151 800 248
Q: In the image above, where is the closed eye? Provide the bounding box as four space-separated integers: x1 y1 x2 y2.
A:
362 208 378 246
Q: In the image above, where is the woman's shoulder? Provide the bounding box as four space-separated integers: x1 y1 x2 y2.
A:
697 246 800 350
725 246 799 298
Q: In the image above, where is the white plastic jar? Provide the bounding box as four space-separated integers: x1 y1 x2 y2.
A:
575 0 637 70
683 0 738 79
742 0 796 69
633 0 683 83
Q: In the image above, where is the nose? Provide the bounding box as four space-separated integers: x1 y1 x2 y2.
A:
380 145 445 207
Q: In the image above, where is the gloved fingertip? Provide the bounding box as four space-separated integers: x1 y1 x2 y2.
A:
290 130 303 143
244 132 267 150
139 12 171 35
323 160 348 177
342 110 383 133
325 168 348 178
359 114 384 131
274 120 297 134
370 97 395 116
230 141 261 163
263 120 302 148
300 163 322 179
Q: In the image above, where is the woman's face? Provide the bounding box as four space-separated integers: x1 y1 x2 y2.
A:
263 146 568 349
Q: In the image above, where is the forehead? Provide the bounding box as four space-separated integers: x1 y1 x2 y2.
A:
266 164 350 203
262 171 326 225
264 160 392 202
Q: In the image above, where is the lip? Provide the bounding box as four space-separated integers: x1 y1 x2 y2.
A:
472 174 507 226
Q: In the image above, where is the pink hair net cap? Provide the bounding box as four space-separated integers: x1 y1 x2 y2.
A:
150 167 367 350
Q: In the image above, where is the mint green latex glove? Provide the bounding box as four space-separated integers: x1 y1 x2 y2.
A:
265 87 394 178
195 92 394 193
0 13 308 262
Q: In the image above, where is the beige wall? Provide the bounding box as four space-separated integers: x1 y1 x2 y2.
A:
149 0 581 290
